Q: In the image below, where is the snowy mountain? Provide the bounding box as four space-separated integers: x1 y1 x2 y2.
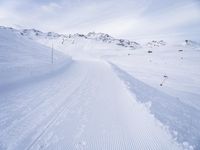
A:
86 32 141 49
184 40 200 48
0 26 141 50
146 40 167 48
1 26 200 51
21 29 66 39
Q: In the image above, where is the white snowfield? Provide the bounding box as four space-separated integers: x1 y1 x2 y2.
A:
0 28 199 150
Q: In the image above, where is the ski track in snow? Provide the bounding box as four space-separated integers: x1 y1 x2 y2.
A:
0 59 186 150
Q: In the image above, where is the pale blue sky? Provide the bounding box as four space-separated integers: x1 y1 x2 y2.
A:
0 0 200 40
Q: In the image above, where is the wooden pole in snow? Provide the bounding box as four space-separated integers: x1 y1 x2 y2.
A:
51 43 54 64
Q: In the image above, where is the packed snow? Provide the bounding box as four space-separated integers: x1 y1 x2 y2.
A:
0 27 200 150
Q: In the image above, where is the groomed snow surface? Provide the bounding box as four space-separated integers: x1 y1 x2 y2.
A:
0 28 199 150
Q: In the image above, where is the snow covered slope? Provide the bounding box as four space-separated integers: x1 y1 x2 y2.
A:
0 27 71 92
0 26 199 150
